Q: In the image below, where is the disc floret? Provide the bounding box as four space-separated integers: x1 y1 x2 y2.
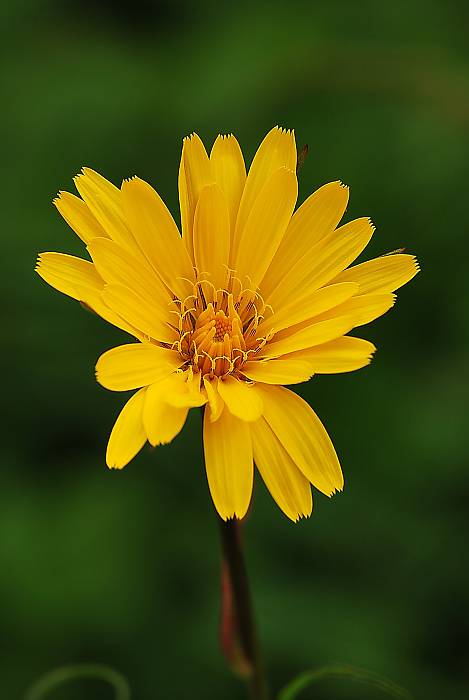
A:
172 271 272 378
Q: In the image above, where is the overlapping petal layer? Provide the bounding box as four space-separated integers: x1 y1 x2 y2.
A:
36 252 138 336
251 418 312 522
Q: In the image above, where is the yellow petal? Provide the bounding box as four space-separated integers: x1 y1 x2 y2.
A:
234 167 298 288
255 385 343 496
54 191 108 244
203 406 253 519
36 252 102 300
96 343 182 391
262 316 357 358
258 282 358 337
121 177 195 299
251 417 312 521
268 217 374 310
331 253 420 293
179 133 213 262
164 370 207 408
203 376 225 422
193 184 230 290
102 284 176 343
261 181 349 298
312 293 396 327
36 252 138 336
106 388 147 469
242 358 314 385
288 336 376 373
88 237 173 321
263 291 394 358
217 375 263 421
74 168 137 253
143 379 189 446
232 127 296 262
210 134 246 239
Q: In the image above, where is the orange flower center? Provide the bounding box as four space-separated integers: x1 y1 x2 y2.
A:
213 311 232 342
171 272 273 378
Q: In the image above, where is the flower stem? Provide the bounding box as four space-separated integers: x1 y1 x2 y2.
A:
218 516 269 700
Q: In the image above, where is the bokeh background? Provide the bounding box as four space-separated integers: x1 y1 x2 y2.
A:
2 0 469 698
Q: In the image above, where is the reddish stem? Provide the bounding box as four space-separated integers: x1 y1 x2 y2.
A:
218 517 269 700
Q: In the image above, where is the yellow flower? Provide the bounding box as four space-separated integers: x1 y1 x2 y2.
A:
36 127 418 522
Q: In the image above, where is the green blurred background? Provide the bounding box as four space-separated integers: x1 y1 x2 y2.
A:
2 0 468 698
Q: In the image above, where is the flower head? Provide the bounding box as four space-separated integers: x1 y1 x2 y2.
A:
36 127 418 521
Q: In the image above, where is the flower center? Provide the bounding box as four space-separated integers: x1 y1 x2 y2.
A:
171 272 273 378
214 311 232 342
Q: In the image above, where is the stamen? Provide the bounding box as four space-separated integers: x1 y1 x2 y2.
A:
171 269 274 378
